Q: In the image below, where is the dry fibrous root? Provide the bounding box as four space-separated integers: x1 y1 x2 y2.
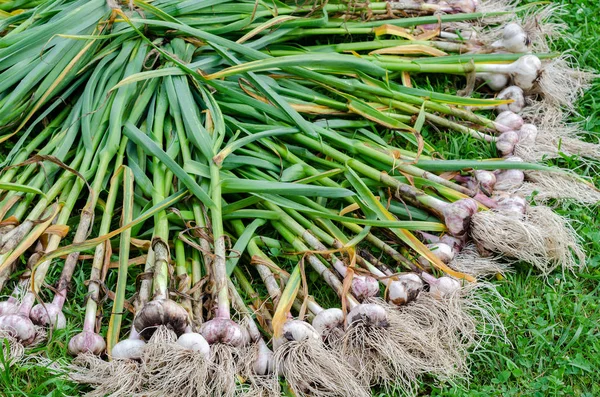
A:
534 56 597 110
140 325 211 397
68 353 146 397
336 303 424 393
471 204 586 275
0 330 24 367
514 126 600 163
274 320 368 397
478 0 517 13
449 244 511 277
206 343 241 397
498 5 563 52
511 171 600 205
0 319 47 366
401 283 507 361
238 341 280 397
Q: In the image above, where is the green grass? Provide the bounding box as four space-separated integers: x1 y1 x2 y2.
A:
1 1 600 396
425 1 600 395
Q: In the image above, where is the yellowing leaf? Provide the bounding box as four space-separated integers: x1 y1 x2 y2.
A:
373 25 415 40
369 45 447 57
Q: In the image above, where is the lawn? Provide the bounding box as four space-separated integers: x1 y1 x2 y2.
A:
1 1 599 396
426 1 600 395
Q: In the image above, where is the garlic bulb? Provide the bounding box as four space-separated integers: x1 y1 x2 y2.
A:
510 55 542 90
495 110 524 133
492 23 529 53
478 72 509 91
496 130 520 156
497 86 526 113
474 170 497 192
517 124 538 147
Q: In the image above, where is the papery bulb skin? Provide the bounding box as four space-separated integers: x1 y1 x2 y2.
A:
111 338 146 360
351 275 380 301
30 303 66 329
418 242 455 267
496 130 520 157
494 156 525 190
511 55 542 90
495 111 524 133
437 0 479 14
494 193 527 217
273 320 320 350
133 299 189 340
443 198 479 237
495 169 525 190
474 170 497 192
387 274 424 306
252 340 274 375
497 86 526 113
0 301 18 316
440 234 465 252
492 23 529 53
429 277 461 299
446 0 478 13
312 308 344 336
346 304 388 328
177 332 210 359
68 331 106 356
0 314 36 345
517 124 538 146
200 317 246 347
429 243 455 263
479 72 509 91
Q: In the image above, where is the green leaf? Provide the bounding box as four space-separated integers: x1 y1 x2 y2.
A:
207 53 388 80
123 122 214 208
226 218 266 277
221 178 354 198
0 182 47 199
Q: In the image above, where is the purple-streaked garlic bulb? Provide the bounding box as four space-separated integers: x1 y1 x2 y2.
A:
0 300 19 317
312 308 344 337
494 192 527 217
350 275 379 301
497 86 526 113
440 234 465 252
494 156 525 190
29 302 66 329
346 303 389 328
328 254 379 301
496 130 520 156
492 23 529 53
474 170 497 192
442 198 479 237
495 111 524 133
200 317 247 347
387 273 424 306
68 331 106 356
0 313 36 345
442 0 479 13
517 123 538 147
495 169 525 191
133 299 189 340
